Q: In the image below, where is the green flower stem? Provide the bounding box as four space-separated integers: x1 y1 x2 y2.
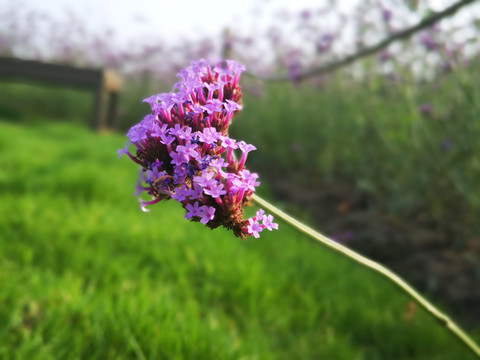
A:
252 193 480 358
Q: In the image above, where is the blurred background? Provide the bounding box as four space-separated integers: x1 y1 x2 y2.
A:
1 0 479 358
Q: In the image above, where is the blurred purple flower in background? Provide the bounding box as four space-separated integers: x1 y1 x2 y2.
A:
300 9 312 20
316 33 336 54
419 103 434 117
331 230 355 243
379 50 393 63
420 33 439 51
382 8 393 22
285 48 304 83
441 138 453 150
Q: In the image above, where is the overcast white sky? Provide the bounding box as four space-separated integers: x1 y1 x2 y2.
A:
5 0 478 67
16 0 462 43
17 0 327 42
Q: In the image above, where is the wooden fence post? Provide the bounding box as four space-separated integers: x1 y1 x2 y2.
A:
0 56 123 130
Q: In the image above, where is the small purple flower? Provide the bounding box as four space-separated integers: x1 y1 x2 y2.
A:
237 141 257 169
171 185 190 201
143 94 160 107
237 141 256 154
169 124 183 137
187 183 204 200
255 209 265 219
170 151 188 166
153 123 169 138
160 132 176 145
247 218 263 238
198 127 221 144
185 201 201 219
224 100 242 113
262 214 278 231
221 136 238 149
240 170 260 191
224 173 245 193
202 99 224 115
176 141 199 160
204 182 227 198
193 170 216 188
126 122 148 143
146 161 164 182
176 126 193 141
199 205 215 224
210 157 226 170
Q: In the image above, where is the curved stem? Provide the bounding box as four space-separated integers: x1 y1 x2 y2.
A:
252 193 480 358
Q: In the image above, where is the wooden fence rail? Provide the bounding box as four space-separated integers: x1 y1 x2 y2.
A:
0 56 123 130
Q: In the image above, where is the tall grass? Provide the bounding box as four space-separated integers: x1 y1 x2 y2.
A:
233 59 480 229
0 120 477 359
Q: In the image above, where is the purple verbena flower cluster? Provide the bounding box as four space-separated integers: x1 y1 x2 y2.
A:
119 59 277 239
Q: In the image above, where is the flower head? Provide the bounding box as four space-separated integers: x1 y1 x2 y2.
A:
119 59 277 239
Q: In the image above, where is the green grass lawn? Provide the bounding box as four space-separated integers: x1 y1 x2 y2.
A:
0 120 477 359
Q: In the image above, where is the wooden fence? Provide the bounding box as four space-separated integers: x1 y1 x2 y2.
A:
0 56 123 130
